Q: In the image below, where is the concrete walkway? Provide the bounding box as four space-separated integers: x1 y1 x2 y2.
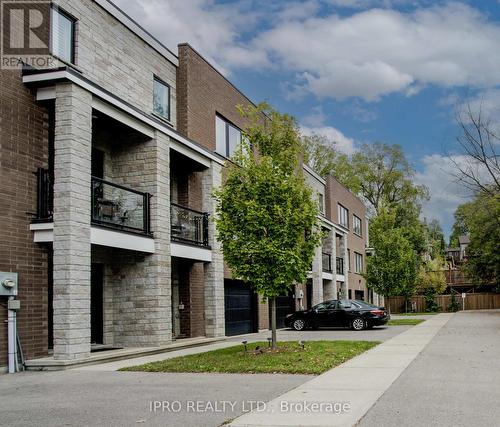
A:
229 313 453 426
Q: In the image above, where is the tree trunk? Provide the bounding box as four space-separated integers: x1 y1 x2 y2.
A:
270 297 277 349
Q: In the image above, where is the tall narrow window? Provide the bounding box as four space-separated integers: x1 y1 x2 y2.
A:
355 252 363 274
153 77 170 120
215 115 242 158
338 204 349 228
51 7 75 64
353 215 362 236
318 193 324 214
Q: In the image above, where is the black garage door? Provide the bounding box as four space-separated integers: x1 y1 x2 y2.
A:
224 280 257 336
270 292 296 329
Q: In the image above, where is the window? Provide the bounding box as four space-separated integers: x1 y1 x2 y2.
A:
353 215 362 236
338 204 349 228
355 252 363 274
215 115 241 158
51 7 76 64
318 193 324 214
347 249 351 271
153 77 170 120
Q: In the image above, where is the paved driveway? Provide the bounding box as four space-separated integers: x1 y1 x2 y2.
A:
0 370 309 427
230 324 413 343
360 310 500 427
0 324 412 427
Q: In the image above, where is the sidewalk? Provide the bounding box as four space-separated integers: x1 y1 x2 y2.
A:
229 313 453 426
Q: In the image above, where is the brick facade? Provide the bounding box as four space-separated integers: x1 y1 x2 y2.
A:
0 69 50 366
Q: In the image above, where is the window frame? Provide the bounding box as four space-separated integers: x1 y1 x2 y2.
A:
353 214 362 236
153 76 171 122
347 248 351 272
50 6 76 65
318 193 324 214
215 114 242 158
354 252 363 274
338 203 349 229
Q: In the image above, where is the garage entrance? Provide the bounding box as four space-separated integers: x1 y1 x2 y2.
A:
224 280 257 336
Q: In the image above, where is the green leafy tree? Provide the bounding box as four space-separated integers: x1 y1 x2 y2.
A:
350 143 428 215
418 256 447 295
364 225 418 300
214 104 322 348
449 204 470 247
459 193 500 288
448 291 460 312
302 134 356 188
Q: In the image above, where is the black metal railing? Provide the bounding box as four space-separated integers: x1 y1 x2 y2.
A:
91 177 151 235
322 252 332 272
171 203 209 247
34 167 53 221
336 257 344 275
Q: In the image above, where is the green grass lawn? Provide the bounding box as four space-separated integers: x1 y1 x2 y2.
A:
388 318 425 326
120 341 380 375
394 312 437 316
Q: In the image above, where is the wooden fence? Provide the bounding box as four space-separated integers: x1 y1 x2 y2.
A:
384 293 500 313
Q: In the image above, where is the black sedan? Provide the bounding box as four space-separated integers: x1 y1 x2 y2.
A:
284 299 390 331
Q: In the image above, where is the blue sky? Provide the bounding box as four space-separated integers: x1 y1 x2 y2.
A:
116 0 500 238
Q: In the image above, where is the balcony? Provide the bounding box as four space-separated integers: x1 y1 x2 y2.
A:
171 203 209 247
336 257 344 275
91 177 152 236
322 252 332 272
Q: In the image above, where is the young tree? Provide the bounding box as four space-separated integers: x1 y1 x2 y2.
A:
364 226 418 301
214 104 322 348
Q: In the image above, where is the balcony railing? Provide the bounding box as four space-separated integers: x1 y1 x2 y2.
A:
322 252 332 272
91 177 151 235
336 257 344 275
34 167 53 222
171 203 209 247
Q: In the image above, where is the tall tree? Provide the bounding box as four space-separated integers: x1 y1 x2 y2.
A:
451 103 500 196
350 143 428 215
214 104 322 348
301 134 356 188
453 193 500 288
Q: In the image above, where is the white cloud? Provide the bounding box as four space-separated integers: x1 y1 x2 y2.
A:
253 3 500 101
415 154 473 236
115 1 500 102
301 125 357 155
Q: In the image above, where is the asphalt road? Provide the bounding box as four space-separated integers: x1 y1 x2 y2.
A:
359 310 500 427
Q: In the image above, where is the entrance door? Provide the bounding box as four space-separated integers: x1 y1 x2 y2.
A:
171 278 181 338
91 264 104 344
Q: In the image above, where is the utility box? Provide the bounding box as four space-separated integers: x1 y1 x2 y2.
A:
0 272 18 297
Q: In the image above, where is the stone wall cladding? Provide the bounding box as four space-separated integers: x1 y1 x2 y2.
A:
57 0 177 127
52 83 93 360
0 69 50 365
202 162 225 337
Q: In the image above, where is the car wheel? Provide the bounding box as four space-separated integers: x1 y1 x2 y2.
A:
292 318 306 331
351 317 366 331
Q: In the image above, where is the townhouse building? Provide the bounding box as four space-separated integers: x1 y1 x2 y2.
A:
0 0 378 370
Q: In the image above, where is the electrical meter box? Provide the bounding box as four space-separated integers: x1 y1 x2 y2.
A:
0 272 18 297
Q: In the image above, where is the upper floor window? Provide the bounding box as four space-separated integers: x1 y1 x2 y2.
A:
338 204 349 228
347 249 351 271
355 252 363 274
318 193 324 214
153 77 170 121
353 215 362 236
216 115 241 158
51 7 76 64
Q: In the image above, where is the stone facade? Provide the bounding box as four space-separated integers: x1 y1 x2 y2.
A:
57 0 177 125
52 83 92 360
